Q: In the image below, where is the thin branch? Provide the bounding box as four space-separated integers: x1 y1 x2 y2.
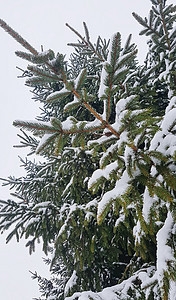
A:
0 19 38 55
66 23 105 62
63 125 105 135
160 9 171 50
83 102 120 138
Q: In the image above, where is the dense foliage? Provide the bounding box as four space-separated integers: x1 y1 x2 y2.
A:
0 0 176 299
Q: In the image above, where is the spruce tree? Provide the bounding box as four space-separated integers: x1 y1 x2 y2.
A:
0 0 176 299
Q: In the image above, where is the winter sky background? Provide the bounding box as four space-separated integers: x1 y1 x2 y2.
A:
0 0 173 299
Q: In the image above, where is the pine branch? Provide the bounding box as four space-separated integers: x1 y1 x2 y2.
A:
46 89 72 103
50 118 63 132
106 33 121 122
36 133 59 154
0 19 38 55
54 134 64 156
66 22 105 62
64 100 81 112
75 68 87 91
83 22 90 43
115 50 138 71
15 51 35 63
66 22 89 46
27 65 60 81
123 34 132 51
82 102 117 135
63 125 104 135
25 77 49 86
13 120 60 134
15 49 54 64
0 19 68 84
159 6 171 50
132 12 161 38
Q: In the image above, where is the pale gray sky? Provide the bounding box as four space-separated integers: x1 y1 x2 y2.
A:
0 0 173 299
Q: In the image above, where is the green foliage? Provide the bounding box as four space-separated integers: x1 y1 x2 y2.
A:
0 0 176 299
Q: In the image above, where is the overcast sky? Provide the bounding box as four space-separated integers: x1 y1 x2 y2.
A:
0 0 173 299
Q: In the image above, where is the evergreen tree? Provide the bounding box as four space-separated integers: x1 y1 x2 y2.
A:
0 0 176 299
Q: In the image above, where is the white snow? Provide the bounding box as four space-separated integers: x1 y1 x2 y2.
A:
62 116 101 133
168 280 176 300
100 142 119 167
88 161 118 190
114 212 125 228
36 133 55 154
133 220 143 244
142 187 157 223
74 69 86 90
161 107 176 132
165 96 176 114
97 170 130 222
98 63 108 99
141 211 175 293
62 116 76 130
156 211 174 281
62 176 74 196
64 95 80 111
65 266 156 300
149 94 176 160
64 270 78 296
114 66 127 78
33 201 51 209
46 88 70 102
